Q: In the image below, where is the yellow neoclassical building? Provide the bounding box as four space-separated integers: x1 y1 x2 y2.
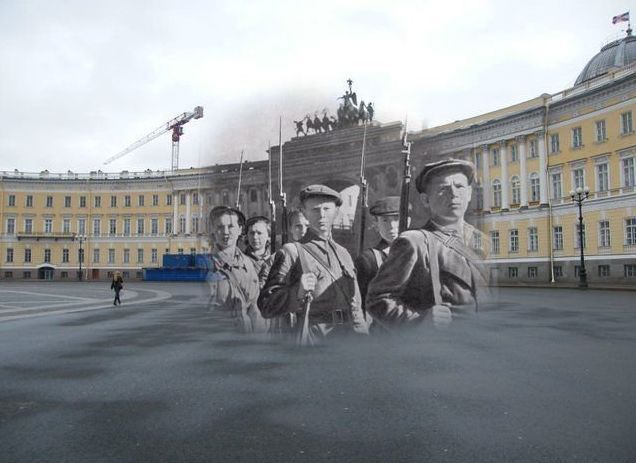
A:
0 164 270 280
411 32 636 285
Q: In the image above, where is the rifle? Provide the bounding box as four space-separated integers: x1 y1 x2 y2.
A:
278 116 289 244
268 141 277 253
358 122 369 256
235 149 244 210
398 119 412 233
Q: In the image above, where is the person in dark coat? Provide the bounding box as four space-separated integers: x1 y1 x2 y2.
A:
244 216 274 289
110 271 124 306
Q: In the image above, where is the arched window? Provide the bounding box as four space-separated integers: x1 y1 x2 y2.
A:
222 191 229 206
511 176 521 205
529 173 540 202
492 179 502 208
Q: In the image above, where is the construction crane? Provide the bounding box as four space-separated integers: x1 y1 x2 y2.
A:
104 106 204 171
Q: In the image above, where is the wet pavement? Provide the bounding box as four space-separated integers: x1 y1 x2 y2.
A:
1 283 635 462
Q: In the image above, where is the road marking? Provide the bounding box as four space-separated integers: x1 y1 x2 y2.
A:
0 290 94 301
0 292 140 313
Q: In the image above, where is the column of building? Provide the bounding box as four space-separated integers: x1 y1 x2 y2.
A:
499 141 509 210
185 191 191 235
481 145 491 211
537 131 548 205
172 192 178 235
518 135 528 208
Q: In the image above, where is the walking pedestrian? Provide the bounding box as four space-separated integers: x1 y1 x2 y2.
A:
111 271 124 306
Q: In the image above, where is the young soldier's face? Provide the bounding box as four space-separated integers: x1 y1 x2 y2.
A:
289 214 309 241
247 221 269 251
374 214 400 243
301 197 338 235
211 213 242 250
421 172 472 225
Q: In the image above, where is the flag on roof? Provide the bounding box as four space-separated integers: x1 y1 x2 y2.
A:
613 12 630 24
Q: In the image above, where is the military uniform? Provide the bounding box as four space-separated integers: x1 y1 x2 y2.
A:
366 159 489 329
245 247 274 289
258 185 368 341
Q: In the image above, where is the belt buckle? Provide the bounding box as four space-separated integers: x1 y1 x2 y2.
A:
332 310 345 325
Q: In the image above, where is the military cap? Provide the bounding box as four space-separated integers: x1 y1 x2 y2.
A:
415 159 475 193
299 184 343 206
209 205 246 227
369 196 402 216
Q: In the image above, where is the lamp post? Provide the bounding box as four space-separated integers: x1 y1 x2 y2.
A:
75 234 86 281
570 186 589 288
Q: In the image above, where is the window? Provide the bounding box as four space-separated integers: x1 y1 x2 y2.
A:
490 231 500 254
61 271 68 279
222 191 229 205
24 218 32 233
138 195 145 207
165 218 173 235
492 180 502 208
553 226 563 250
8 194 15 207
23 271 31 279
179 217 186 234
625 264 636 277
509 229 519 252
551 172 562 199
137 218 144 235
626 218 636 245
80 196 86 208
46 196 53 208
78 218 86 235
177 248 184 255
25 195 33 207
598 265 610 277
24 248 31 263
190 248 196 255
599 220 611 247
93 218 101 236
166 194 173 206
474 152 482 168
528 227 538 252
575 223 586 249
151 218 158 235
151 248 158 263
6 248 13 263
511 176 520 204
123 271 130 279
111 195 117 208
192 217 199 234
529 139 538 158
621 111 633 134
180 193 187 205
94 195 101 208
5 271 13 279
472 231 482 251
553 265 563 278
550 133 560 153
193 192 199 205
44 249 51 263
596 163 609 192
596 120 606 142
622 157 635 187
137 248 144 263
530 173 540 202
44 218 53 233
108 248 115 264
250 190 258 202
510 144 518 162
93 248 100 263
572 167 585 190
508 267 518 278
474 184 483 210
122 218 131 236
571 127 583 148
109 218 117 235
491 148 500 166
152 194 159 206
64 196 72 207
123 249 130 264
124 195 131 207
6 218 15 234
528 267 538 278
63 218 71 234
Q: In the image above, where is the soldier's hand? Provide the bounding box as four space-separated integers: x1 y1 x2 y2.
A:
298 273 317 298
431 304 452 328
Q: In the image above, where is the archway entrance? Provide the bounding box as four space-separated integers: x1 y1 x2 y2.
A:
38 266 54 280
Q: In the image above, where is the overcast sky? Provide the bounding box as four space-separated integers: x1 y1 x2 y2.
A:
0 0 630 174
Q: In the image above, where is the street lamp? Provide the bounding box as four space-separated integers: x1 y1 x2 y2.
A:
74 234 87 281
569 186 590 288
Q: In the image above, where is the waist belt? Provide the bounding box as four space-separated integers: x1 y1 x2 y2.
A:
304 309 350 324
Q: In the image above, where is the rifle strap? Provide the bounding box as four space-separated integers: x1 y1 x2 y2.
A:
294 242 352 303
372 249 383 271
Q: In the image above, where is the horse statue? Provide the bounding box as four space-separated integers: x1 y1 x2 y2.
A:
293 120 306 137
313 114 323 133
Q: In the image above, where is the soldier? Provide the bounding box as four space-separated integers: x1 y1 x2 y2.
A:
366 159 489 329
287 209 309 242
259 185 368 343
354 196 407 313
207 206 269 333
244 216 273 288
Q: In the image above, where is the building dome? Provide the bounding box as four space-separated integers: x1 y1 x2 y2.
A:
575 32 636 85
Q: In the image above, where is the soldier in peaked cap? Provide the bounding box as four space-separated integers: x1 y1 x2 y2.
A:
259 184 368 343
207 206 269 334
366 159 490 330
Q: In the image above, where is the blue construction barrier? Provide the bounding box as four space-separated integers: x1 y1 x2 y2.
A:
145 253 217 281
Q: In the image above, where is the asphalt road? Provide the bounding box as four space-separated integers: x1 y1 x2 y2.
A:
1 282 635 462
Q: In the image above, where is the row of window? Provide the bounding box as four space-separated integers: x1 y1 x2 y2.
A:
506 264 636 278
488 218 636 254
549 111 633 154
3 270 142 280
4 216 207 236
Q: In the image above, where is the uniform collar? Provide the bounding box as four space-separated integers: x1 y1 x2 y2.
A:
373 239 391 255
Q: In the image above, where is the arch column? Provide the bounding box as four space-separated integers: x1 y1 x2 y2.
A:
481 145 491 211
499 141 509 211
517 135 528 208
